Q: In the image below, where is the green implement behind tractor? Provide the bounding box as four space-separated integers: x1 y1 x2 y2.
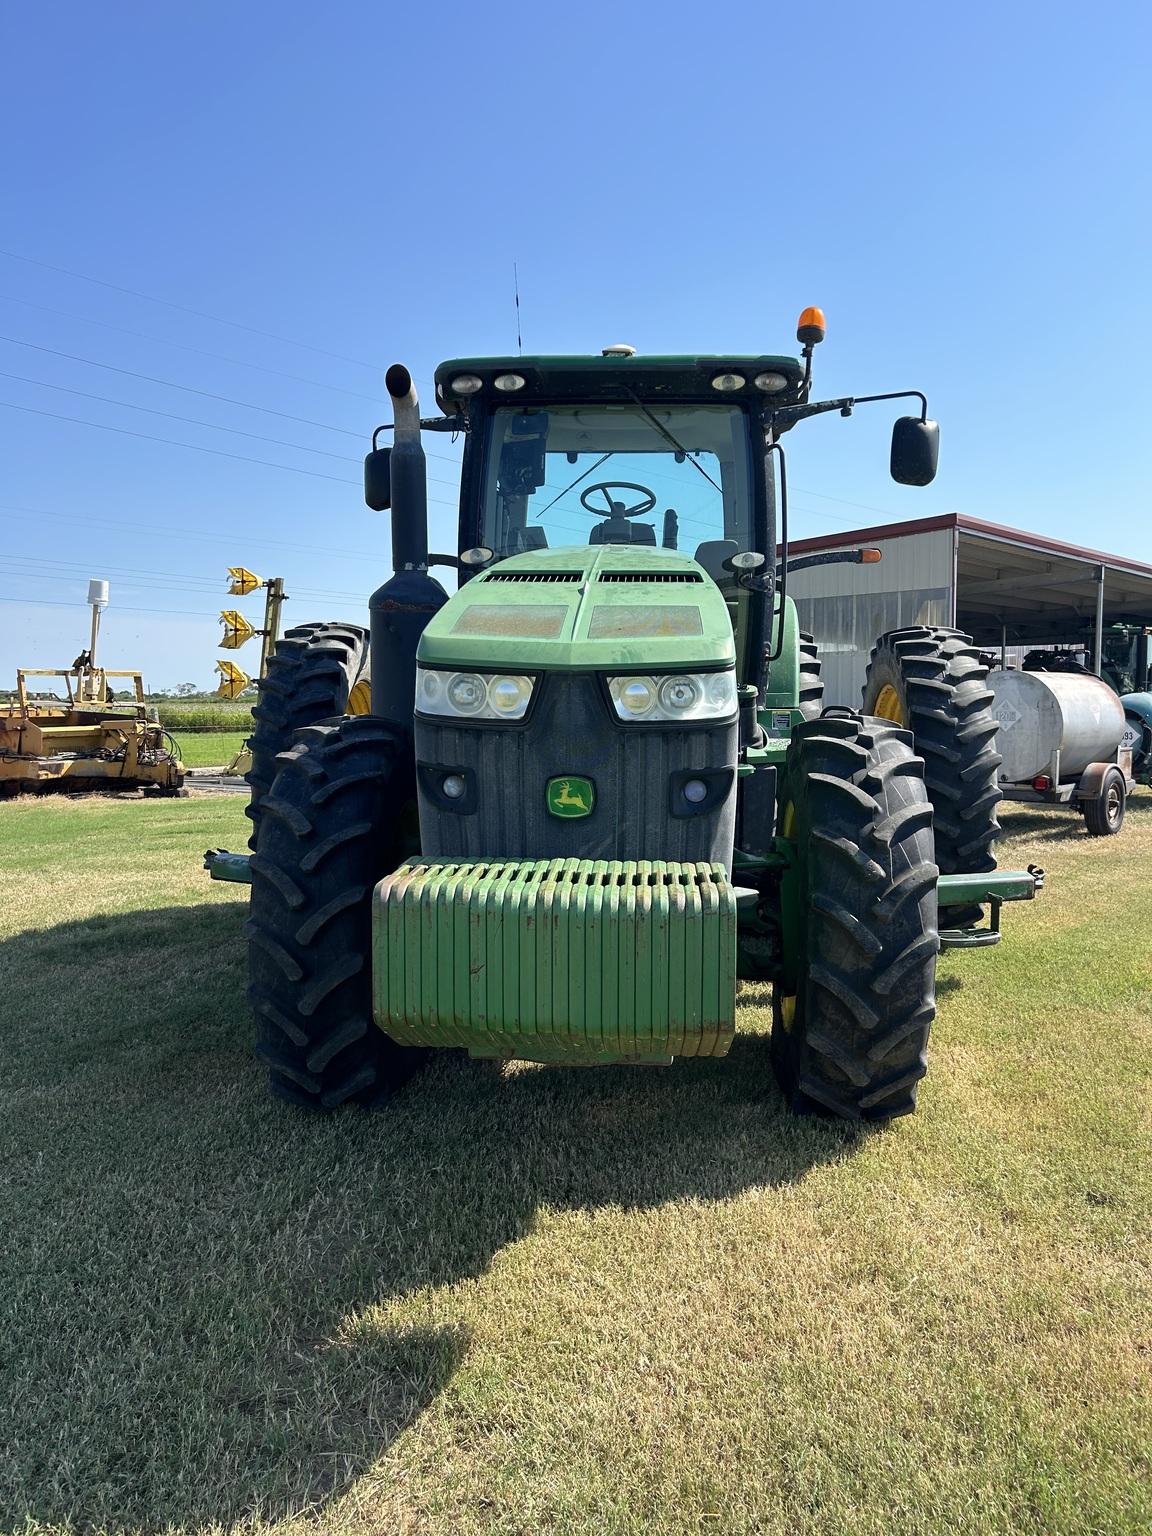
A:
211 309 1042 1120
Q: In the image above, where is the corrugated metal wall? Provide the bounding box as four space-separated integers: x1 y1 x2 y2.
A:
787 528 955 706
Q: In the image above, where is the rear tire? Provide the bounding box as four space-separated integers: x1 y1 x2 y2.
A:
246 621 370 849
245 715 424 1108
863 626 1000 925
771 713 939 1121
797 630 824 720
1082 767 1126 836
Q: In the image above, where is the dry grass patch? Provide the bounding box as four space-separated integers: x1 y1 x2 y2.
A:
1 794 1149 1535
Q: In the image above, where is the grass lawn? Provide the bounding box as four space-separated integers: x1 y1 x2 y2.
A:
1 793 1149 1535
171 731 250 769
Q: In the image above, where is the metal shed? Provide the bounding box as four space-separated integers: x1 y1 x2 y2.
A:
786 513 1152 707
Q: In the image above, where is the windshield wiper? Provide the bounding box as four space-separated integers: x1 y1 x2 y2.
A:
623 388 723 495
532 450 614 518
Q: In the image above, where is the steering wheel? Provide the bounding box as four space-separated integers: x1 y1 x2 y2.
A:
579 481 657 519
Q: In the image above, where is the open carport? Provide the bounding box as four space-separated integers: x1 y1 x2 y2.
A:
787 513 1152 706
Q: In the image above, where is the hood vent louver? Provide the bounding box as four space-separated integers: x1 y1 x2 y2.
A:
483 570 584 583
597 571 704 584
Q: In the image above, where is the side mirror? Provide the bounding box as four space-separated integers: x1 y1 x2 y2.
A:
364 446 392 510
891 417 939 486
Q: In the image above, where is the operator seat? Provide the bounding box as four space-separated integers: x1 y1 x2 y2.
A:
589 518 657 545
693 539 739 582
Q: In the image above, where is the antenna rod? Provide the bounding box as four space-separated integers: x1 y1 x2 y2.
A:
514 262 523 356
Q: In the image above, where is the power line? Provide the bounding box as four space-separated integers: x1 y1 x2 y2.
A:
0 503 463 566
0 370 359 463
0 333 466 469
0 333 365 437
0 400 362 484
0 292 385 403
0 552 369 606
0 247 384 373
0 592 219 619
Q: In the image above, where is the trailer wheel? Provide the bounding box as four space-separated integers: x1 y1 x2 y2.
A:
245 715 424 1108
863 626 1000 924
772 713 938 1121
246 621 371 849
1082 766 1126 836
797 630 824 720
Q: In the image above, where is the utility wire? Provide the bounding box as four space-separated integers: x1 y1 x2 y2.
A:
0 370 464 488
0 334 365 437
0 292 384 403
0 370 359 462
0 400 361 484
0 333 465 468
0 247 383 372
0 502 465 566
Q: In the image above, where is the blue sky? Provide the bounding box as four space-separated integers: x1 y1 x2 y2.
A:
2 1 1149 687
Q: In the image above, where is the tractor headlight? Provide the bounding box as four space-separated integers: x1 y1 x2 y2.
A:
607 670 737 723
417 669 535 721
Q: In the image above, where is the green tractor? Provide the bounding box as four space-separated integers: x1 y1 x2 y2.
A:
211 310 1041 1120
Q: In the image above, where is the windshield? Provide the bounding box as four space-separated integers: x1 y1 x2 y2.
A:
480 404 755 569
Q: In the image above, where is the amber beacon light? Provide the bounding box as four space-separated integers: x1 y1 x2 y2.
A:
796 306 826 346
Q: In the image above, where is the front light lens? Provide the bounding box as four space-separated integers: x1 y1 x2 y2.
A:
417 669 535 721
493 373 526 392
711 372 746 392
609 670 737 723
754 371 789 393
450 374 484 395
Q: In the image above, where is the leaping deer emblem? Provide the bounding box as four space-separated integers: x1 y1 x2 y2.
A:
553 779 590 812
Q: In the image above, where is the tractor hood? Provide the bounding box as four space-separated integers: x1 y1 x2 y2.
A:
416 545 736 672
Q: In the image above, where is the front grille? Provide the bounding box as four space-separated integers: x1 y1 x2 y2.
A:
484 570 583 583
415 672 737 866
597 571 704 584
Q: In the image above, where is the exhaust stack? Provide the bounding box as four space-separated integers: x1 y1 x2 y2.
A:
385 364 429 570
368 363 449 722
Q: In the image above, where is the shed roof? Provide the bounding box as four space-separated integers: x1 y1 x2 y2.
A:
789 514 1152 645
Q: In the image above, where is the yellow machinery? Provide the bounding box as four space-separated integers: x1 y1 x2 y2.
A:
1 580 185 796
214 567 287 776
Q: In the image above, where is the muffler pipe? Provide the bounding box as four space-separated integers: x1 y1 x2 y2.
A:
385 363 428 571
369 363 449 722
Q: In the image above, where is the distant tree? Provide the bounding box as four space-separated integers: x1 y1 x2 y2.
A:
175 682 199 697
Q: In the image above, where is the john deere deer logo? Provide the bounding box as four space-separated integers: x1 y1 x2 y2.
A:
547 775 595 818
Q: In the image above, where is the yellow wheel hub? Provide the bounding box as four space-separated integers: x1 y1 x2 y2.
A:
873 683 906 725
347 679 372 715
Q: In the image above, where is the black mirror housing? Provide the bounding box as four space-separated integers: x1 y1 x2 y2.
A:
891 417 939 486
364 447 392 510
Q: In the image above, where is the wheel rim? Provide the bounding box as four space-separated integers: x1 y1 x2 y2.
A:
347 679 372 715
873 684 905 724
1106 783 1123 827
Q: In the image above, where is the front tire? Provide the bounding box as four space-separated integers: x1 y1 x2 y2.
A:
246 621 371 849
772 713 939 1121
245 715 423 1108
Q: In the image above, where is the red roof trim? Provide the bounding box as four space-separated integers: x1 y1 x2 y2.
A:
789 512 1152 579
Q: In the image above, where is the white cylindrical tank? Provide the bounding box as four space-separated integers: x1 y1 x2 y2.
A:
88 579 110 607
989 670 1126 783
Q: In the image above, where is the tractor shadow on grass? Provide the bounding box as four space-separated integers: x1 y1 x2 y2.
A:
1 903 870 1533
